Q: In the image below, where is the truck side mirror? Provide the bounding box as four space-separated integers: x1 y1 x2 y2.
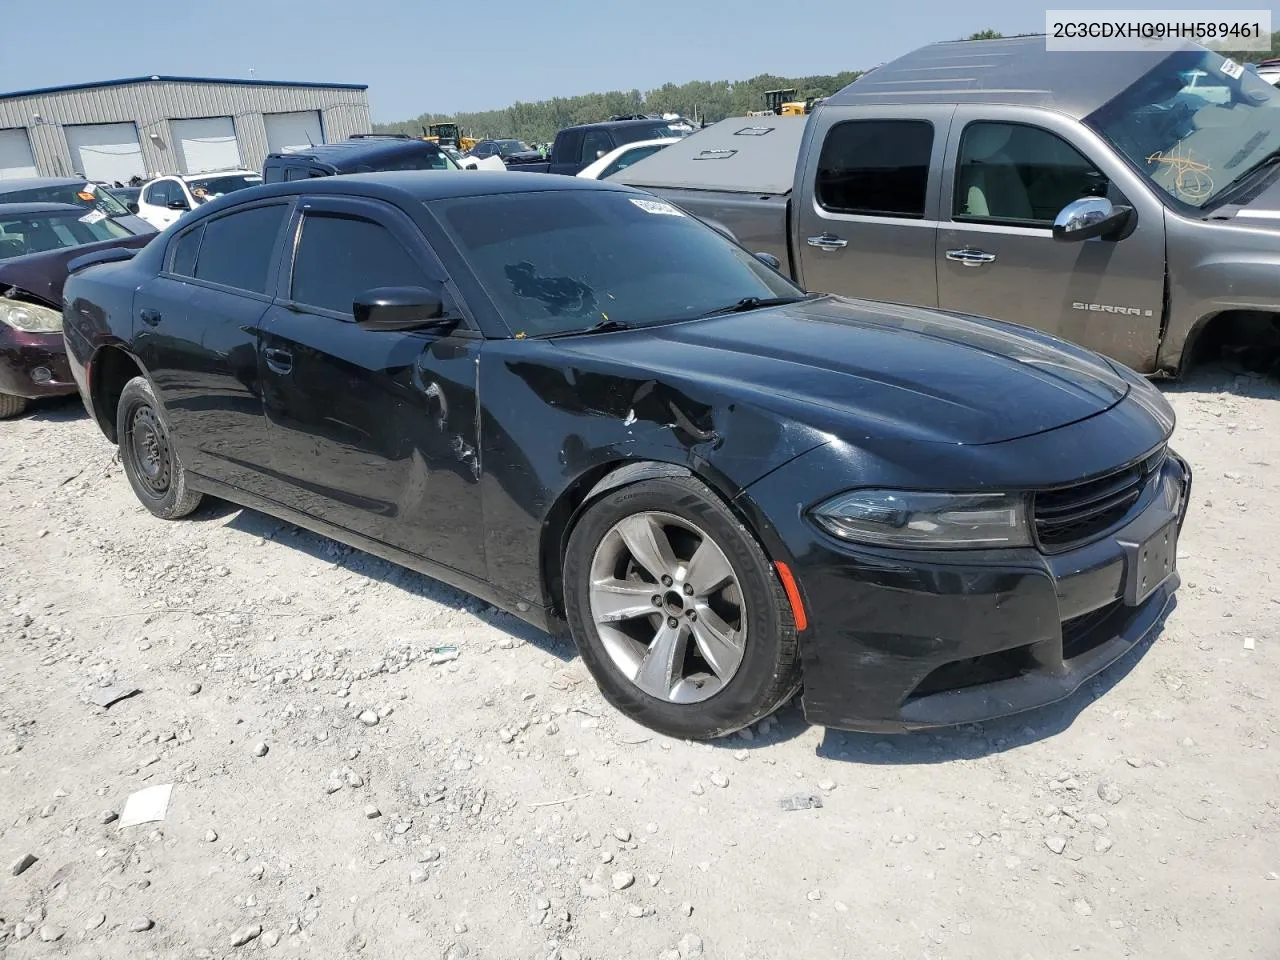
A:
1053 197 1133 242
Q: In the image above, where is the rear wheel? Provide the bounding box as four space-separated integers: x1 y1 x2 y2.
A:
116 376 202 519
564 476 800 739
0 393 29 419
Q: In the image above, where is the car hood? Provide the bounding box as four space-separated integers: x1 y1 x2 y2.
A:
0 232 154 308
556 296 1131 446
502 151 545 164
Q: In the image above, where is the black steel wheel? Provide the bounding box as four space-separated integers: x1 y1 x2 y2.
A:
116 376 202 519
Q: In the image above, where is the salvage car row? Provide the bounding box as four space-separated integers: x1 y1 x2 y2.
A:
4 35 1234 739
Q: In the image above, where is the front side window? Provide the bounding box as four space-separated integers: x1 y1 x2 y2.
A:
434 190 801 338
193 204 288 294
954 122 1109 225
816 120 933 218
580 131 613 163
291 213 429 315
1088 48 1280 209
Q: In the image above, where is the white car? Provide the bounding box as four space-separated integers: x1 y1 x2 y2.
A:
136 170 263 229
576 138 680 180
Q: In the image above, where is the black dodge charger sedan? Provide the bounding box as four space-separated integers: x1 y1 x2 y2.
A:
61 172 1190 738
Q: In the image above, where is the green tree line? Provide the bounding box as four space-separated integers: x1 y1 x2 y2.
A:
375 28 1280 143
374 71 862 144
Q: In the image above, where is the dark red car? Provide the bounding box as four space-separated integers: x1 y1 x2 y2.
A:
0 202 155 418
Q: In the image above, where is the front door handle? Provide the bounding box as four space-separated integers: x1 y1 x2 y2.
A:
806 234 848 252
263 347 293 375
139 308 162 327
945 247 997 266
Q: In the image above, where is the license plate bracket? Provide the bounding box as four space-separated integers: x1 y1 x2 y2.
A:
1123 520 1177 606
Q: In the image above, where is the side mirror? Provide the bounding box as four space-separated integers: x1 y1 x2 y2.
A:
1052 197 1133 242
596 150 607 159
167 198 190 211
754 252 782 271
127 201 140 214
354 284 455 333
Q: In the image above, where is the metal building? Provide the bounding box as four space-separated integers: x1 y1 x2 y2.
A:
0 76 371 183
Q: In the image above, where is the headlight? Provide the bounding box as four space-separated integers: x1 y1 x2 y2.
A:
0 300 62 333
811 489 1031 549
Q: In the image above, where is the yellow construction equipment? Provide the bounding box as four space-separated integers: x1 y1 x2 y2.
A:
422 123 477 153
763 89 809 117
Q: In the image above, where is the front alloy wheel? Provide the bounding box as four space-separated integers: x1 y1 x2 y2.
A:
564 475 801 739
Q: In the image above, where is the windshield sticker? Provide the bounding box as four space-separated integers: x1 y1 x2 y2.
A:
82 182 97 194
76 191 97 202
78 209 108 225
629 198 685 217
1220 58 1245 80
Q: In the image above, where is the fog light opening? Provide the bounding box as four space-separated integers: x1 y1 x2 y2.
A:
30 366 52 384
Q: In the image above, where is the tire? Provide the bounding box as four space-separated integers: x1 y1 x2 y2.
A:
0 393 29 419
116 375 202 520
564 475 801 739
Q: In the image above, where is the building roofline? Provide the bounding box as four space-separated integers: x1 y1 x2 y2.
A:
1 75 369 102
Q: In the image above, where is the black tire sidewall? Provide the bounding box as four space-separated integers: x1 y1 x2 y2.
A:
564 477 796 739
116 376 188 518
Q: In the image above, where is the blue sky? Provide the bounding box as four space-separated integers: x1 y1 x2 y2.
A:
6 0 1276 121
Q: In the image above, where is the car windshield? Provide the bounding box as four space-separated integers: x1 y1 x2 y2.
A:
0 182 131 218
496 140 533 155
435 189 801 337
0 210 131 260
1086 49 1280 209
187 173 262 203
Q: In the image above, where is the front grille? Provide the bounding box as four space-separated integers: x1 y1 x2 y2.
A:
1032 448 1165 552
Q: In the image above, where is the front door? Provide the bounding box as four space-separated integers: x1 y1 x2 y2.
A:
256 196 487 579
936 109 1167 371
132 200 291 494
794 113 946 306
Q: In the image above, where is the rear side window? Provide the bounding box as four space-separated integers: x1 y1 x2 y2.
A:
169 224 204 276
816 120 934 218
193 204 288 294
291 213 430 315
555 130 583 163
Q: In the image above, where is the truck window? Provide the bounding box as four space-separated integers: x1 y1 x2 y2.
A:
954 122 1108 226
555 130 584 163
815 120 933 218
580 130 614 163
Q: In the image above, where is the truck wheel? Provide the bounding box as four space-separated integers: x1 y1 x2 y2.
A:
0 393 29 419
116 375 202 520
563 476 801 739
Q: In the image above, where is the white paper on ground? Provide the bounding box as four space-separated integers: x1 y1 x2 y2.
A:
118 784 172 827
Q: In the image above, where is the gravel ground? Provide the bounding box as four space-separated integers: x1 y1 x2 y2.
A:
1 365 1277 960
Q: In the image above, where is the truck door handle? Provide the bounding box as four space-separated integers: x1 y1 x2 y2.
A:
946 247 997 266
806 234 848 252
139 308 162 326
263 347 293 375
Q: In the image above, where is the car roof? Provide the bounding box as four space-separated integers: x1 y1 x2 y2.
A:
827 34 1203 119
266 138 442 165
187 171 629 220
0 177 93 193
0 201 88 216
563 118 676 133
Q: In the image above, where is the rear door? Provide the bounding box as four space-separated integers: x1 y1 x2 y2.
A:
794 108 950 306
256 196 487 578
132 199 291 493
936 107 1166 370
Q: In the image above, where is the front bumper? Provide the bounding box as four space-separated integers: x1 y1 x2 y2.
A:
764 451 1191 733
0 325 77 399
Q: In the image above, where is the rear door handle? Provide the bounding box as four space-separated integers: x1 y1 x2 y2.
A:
139 308 162 326
263 347 293 375
945 247 997 266
806 234 848 252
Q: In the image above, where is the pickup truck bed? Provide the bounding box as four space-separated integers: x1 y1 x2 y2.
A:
612 116 808 272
